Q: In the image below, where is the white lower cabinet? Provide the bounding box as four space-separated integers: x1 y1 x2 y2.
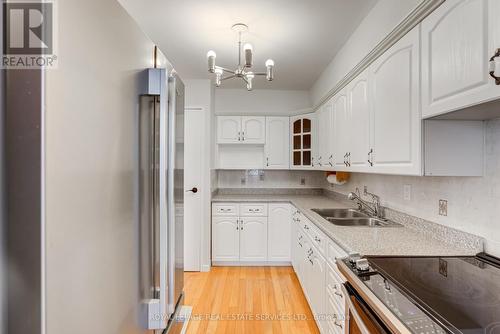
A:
240 217 268 262
212 216 240 262
268 203 292 261
212 202 290 265
290 206 348 334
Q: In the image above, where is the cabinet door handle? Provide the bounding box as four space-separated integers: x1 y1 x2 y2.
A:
490 48 500 85
314 236 321 243
367 148 373 167
266 157 269 167
334 320 343 329
242 131 245 141
238 131 241 141
236 219 239 230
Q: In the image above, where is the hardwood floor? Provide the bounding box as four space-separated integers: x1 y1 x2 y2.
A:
184 266 320 334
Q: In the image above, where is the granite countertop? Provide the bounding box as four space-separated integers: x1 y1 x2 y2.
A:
212 193 482 257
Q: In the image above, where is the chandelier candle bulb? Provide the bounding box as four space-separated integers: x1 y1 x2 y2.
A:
246 72 254 91
207 50 216 73
265 59 274 81
214 68 223 87
244 43 253 67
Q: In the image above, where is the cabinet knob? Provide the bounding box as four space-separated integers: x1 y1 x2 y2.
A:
186 187 198 193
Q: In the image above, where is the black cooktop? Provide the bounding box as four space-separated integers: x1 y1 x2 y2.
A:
367 253 500 334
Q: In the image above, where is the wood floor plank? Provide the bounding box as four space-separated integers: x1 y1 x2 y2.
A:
184 266 320 334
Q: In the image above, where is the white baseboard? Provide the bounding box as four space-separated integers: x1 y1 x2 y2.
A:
201 264 211 272
212 261 292 267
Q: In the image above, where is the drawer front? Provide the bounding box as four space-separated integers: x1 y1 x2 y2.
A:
212 203 239 216
240 203 268 216
326 292 345 334
327 238 348 270
327 264 345 310
299 213 313 236
309 223 327 256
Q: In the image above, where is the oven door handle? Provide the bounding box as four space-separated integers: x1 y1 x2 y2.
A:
342 283 372 334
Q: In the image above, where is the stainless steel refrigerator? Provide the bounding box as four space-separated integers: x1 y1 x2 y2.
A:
138 69 185 334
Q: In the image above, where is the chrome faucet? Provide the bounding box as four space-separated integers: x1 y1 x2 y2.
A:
348 187 383 218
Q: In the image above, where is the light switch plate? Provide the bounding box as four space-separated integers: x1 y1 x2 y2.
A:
439 199 448 216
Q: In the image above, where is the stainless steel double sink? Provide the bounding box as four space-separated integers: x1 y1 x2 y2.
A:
311 208 402 227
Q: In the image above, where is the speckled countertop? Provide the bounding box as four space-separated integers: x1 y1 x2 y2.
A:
212 193 482 257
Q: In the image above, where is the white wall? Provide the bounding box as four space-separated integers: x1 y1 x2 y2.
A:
215 88 311 116
184 79 213 271
44 0 169 333
327 119 500 257
218 170 325 189
310 0 420 106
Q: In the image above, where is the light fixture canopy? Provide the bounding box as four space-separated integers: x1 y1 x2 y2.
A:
206 23 275 91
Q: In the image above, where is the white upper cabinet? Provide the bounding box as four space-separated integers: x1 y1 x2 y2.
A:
216 116 265 144
369 25 422 175
347 70 371 170
217 116 241 144
267 203 291 262
239 217 268 262
290 114 315 169
333 90 349 170
265 117 290 169
241 116 266 144
421 0 500 118
315 102 334 170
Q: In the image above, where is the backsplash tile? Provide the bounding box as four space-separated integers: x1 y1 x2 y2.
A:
217 170 326 189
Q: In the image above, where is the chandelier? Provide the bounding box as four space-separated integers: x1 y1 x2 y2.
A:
206 23 275 91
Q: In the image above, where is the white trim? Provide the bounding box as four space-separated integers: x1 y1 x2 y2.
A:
41 64 47 334
312 0 445 111
201 264 211 272
212 261 291 266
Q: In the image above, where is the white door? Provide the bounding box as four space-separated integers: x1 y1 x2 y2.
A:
267 203 291 262
265 117 290 169
240 217 268 262
421 0 500 118
370 26 422 175
348 71 370 170
241 116 265 144
184 109 204 271
217 116 241 143
333 90 349 170
212 217 240 262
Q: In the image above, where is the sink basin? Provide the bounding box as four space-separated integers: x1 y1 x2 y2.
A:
311 208 369 219
326 217 402 227
311 208 402 227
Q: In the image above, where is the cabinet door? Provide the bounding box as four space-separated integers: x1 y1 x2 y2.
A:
290 114 314 169
241 116 265 144
267 203 291 262
212 216 240 261
348 71 370 170
217 116 241 144
309 247 327 332
324 101 335 169
240 217 268 262
333 91 349 170
421 0 500 118
265 117 290 169
370 26 422 175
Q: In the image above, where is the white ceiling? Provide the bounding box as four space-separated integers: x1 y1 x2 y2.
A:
118 0 378 90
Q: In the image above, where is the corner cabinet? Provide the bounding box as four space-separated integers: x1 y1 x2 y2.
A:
290 114 315 169
421 0 500 118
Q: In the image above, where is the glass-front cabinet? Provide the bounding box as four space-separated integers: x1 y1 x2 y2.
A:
290 113 315 169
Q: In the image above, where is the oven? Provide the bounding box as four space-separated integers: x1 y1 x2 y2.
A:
342 282 391 334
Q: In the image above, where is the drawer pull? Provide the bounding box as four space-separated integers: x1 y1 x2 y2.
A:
304 225 310 230
314 236 321 243
334 320 343 329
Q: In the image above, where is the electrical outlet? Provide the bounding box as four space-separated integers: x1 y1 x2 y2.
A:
300 178 306 186
403 184 412 201
259 173 265 181
240 178 246 185
439 199 448 216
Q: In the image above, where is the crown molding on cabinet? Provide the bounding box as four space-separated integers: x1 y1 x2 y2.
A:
313 0 445 111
